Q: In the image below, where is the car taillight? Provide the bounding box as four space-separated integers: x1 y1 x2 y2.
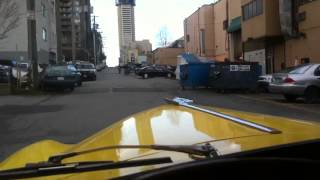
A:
284 77 296 83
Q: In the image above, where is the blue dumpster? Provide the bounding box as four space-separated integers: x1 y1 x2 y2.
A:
179 53 214 89
208 62 261 91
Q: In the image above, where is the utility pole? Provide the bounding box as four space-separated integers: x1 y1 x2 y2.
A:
93 16 97 66
71 0 76 61
27 0 39 89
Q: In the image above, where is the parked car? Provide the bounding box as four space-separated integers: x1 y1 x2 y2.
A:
1 97 320 179
40 65 80 91
269 63 320 103
75 63 97 81
136 66 176 79
258 67 296 92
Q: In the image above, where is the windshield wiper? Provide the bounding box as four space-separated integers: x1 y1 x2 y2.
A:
48 143 218 164
0 157 172 179
0 144 217 179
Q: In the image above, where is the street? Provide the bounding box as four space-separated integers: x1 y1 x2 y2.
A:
0 68 320 161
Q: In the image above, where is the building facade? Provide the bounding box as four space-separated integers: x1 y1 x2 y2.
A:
227 0 242 62
57 0 92 62
0 0 57 65
116 0 136 65
153 38 185 66
241 0 320 74
184 0 229 62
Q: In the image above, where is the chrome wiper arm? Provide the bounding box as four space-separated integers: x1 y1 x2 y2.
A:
0 157 172 179
165 97 281 134
48 143 218 164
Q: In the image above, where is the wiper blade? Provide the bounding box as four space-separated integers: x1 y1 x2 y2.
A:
0 157 172 179
48 143 218 164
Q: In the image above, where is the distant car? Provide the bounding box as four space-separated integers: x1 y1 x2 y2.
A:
75 63 97 81
135 66 176 79
269 63 320 103
40 65 80 91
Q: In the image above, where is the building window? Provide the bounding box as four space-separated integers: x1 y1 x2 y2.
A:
186 35 190 42
242 0 263 21
41 3 46 17
200 29 205 54
42 28 47 41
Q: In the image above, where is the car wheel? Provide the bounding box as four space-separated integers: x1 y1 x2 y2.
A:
144 73 148 79
284 94 297 102
304 86 319 104
167 73 172 78
78 81 82 86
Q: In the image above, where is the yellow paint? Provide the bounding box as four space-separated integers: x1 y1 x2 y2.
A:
1 105 320 179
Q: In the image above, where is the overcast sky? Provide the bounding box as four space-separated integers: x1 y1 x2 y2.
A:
92 0 215 67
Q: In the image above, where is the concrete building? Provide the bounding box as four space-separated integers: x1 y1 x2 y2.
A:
241 0 283 74
135 40 152 55
184 0 229 62
281 0 320 67
57 0 92 62
153 38 185 66
116 0 136 65
0 0 57 65
241 0 320 74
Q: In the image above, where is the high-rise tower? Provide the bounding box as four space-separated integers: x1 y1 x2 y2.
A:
116 0 136 65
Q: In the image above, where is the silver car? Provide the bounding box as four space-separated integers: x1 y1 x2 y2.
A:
269 64 320 103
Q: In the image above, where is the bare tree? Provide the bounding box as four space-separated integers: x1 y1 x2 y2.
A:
0 0 20 41
157 26 170 47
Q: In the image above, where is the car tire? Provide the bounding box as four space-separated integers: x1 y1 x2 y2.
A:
284 94 297 102
167 73 172 78
78 81 82 86
304 86 319 104
144 73 148 79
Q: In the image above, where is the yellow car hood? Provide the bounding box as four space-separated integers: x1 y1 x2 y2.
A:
1 104 320 179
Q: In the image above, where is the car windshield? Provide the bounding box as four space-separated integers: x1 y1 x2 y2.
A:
1 0 320 179
288 64 313 74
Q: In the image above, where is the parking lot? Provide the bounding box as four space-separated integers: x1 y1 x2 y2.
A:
0 68 320 161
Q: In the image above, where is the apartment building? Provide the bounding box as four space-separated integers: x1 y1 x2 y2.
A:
184 0 229 62
57 0 92 62
0 0 57 65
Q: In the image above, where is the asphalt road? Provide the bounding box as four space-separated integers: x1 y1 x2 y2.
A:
0 68 320 161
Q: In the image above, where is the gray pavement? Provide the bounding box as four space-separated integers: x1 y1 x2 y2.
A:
0 68 319 161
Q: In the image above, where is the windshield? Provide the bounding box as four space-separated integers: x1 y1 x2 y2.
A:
1 0 320 179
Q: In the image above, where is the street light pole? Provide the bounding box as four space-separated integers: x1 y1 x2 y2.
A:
93 16 97 66
27 0 39 89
